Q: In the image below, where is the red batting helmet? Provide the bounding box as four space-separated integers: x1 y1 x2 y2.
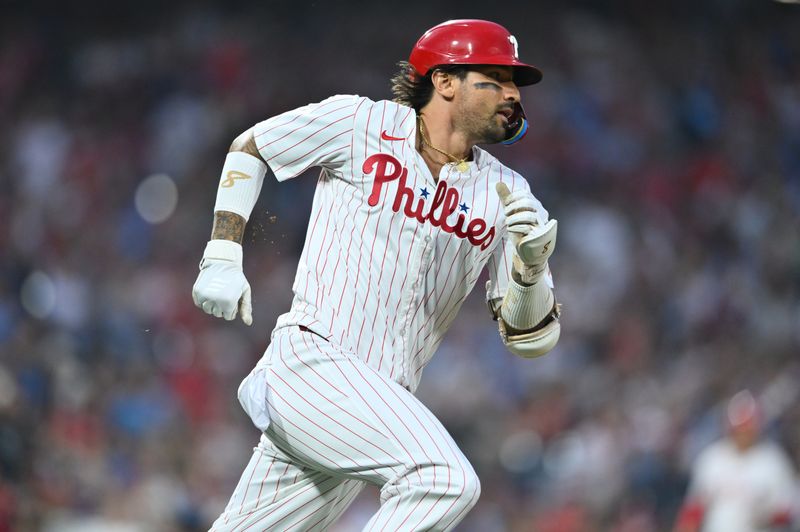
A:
409 20 540 144
408 19 542 86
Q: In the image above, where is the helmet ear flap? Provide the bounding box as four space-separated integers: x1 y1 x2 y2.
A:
502 102 528 145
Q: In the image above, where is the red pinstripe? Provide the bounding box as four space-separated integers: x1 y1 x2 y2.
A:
350 102 389 348
279 489 341 531
337 100 378 342
259 103 353 150
269 120 353 172
391 489 432 531
267 377 391 469
410 262 478 369
407 176 482 365
282 335 407 460
325 100 368 334
282 142 352 180
319 343 426 484
232 450 263 522
337 353 438 483
304 481 363 530
255 96 352 139
501 167 512 278
416 403 477 529
265 393 378 475
301 190 328 303
270 463 292 505
227 458 285 530
363 106 412 360
376 145 431 376
237 476 342 532
227 478 323 531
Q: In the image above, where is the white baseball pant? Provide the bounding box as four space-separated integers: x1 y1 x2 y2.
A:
210 326 481 531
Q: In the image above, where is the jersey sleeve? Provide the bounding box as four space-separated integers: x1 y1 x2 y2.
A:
485 174 554 305
253 94 362 181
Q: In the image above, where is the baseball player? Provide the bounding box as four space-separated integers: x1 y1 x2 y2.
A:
674 391 798 532
192 19 560 531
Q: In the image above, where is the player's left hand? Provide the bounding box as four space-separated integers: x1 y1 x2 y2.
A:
496 182 557 284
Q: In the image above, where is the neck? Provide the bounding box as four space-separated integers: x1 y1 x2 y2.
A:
416 108 473 163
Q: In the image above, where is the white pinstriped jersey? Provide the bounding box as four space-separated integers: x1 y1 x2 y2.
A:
253 94 550 392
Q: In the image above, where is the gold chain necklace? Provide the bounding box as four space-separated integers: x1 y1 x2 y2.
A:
417 117 470 172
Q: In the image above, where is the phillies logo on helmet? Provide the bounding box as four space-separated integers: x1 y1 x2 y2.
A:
508 35 519 59
364 153 495 250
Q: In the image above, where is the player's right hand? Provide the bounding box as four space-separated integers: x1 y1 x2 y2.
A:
192 240 253 325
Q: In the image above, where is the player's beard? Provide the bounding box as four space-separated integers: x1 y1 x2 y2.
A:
456 100 510 145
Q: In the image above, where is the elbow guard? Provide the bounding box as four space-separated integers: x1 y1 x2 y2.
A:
499 313 561 359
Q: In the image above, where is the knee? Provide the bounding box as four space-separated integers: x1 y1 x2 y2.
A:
455 465 481 510
421 462 481 510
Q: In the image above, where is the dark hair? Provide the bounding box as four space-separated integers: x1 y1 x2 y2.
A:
390 61 468 112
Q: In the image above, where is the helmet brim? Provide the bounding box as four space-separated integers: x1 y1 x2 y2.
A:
511 63 543 86
423 58 543 86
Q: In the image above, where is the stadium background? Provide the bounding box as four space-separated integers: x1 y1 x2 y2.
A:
1 0 799 530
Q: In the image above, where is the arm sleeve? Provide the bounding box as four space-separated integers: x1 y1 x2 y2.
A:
253 94 362 181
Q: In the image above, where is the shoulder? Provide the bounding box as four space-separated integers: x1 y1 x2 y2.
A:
354 98 417 129
331 96 411 117
253 95 371 140
302 94 372 116
260 94 371 122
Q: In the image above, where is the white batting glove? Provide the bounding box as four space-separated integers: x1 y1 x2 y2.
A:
495 182 557 285
192 240 253 325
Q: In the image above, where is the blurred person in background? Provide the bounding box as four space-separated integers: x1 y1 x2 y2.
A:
674 390 797 532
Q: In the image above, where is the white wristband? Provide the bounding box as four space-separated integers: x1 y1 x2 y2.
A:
213 151 267 221
200 239 243 268
500 276 555 331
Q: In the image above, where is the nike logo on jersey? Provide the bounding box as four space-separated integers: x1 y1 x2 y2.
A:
363 153 495 250
380 131 406 142
220 171 252 188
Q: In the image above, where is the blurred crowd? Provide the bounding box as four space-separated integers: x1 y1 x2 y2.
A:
1 1 799 531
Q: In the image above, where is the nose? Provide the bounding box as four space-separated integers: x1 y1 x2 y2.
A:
502 81 520 102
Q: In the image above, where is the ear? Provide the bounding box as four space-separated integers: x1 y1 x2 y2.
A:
430 70 457 100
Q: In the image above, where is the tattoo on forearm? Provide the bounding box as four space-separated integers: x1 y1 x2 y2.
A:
211 211 246 243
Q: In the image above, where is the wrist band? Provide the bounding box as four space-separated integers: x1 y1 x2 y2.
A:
213 151 267 221
200 239 243 268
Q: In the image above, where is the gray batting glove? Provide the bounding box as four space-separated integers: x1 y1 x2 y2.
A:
496 182 557 285
192 240 253 325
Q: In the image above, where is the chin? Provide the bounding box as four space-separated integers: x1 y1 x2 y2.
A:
480 126 507 144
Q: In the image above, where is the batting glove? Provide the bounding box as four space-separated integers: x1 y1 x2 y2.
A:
495 182 557 285
192 240 253 325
